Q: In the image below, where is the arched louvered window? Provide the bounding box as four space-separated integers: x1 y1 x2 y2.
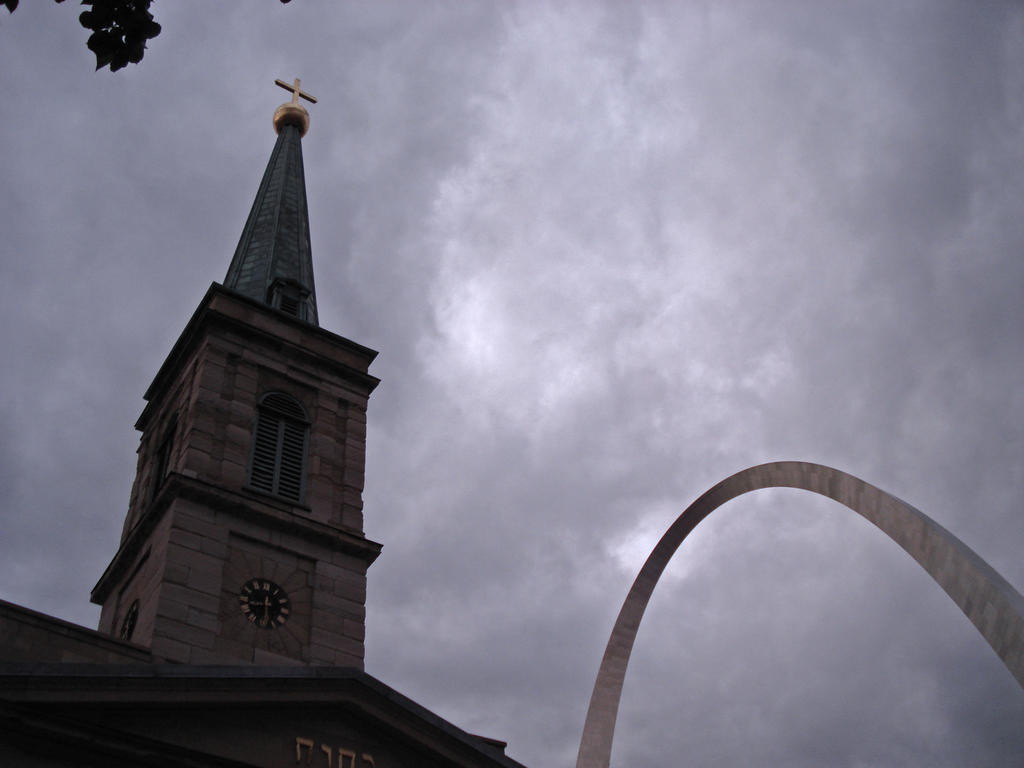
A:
148 415 177 504
249 392 309 502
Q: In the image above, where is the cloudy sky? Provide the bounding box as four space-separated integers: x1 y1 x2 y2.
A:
2 2 1023 765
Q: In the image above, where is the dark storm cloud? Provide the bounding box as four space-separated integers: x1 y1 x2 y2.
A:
1 2 1022 766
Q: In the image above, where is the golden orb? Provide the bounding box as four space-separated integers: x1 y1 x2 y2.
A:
273 102 310 137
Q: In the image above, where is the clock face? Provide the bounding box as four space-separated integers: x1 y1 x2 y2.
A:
119 599 139 641
239 578 290 628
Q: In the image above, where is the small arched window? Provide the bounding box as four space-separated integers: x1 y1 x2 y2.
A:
249 392 309 502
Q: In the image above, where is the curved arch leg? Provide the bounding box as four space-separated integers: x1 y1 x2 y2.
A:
576 461 1024 768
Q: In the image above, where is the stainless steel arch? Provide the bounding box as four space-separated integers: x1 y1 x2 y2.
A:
576 461 1024 768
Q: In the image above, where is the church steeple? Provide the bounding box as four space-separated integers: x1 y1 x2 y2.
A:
92 79 381 667
224 79 320 324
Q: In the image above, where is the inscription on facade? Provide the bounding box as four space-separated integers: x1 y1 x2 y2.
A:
296 737 375 767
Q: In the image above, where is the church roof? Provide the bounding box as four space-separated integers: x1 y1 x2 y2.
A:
0 664 527 768
223 121 319 325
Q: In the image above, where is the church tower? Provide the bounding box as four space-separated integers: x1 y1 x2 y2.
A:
90 80 381 667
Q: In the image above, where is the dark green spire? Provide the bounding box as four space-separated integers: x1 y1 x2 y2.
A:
224 80 319 325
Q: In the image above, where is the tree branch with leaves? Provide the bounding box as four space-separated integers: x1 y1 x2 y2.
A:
4 0 291 73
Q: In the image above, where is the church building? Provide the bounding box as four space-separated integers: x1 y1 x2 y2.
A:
0 80 525 768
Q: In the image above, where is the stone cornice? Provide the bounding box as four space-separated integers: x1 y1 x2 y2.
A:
137 284 379 432
91 473 381 605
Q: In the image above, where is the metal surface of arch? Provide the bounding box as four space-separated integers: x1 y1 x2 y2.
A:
576 461 1024 768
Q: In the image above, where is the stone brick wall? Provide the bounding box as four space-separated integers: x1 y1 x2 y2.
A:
92 284 381 668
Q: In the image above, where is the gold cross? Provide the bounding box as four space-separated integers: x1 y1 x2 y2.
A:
274 77 318 105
